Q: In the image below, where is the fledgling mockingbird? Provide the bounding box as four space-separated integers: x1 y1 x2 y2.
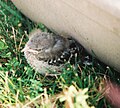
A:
22 29 80 75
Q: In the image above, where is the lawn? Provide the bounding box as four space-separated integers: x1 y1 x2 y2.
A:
0 0 120 108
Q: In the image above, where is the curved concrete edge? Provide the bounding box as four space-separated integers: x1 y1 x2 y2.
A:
11 0 120 72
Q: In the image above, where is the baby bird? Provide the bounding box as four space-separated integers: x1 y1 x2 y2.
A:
22 29 75 75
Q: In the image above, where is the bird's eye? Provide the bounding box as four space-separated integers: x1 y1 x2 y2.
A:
35 48 42 51
38 49 42 51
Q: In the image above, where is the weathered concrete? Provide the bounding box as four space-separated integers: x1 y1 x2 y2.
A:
12 0 120 72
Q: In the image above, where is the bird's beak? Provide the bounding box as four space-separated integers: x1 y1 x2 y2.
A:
21 46 29 52
21 46 38 54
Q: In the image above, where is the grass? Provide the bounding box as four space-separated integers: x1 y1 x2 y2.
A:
0 0 120 107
